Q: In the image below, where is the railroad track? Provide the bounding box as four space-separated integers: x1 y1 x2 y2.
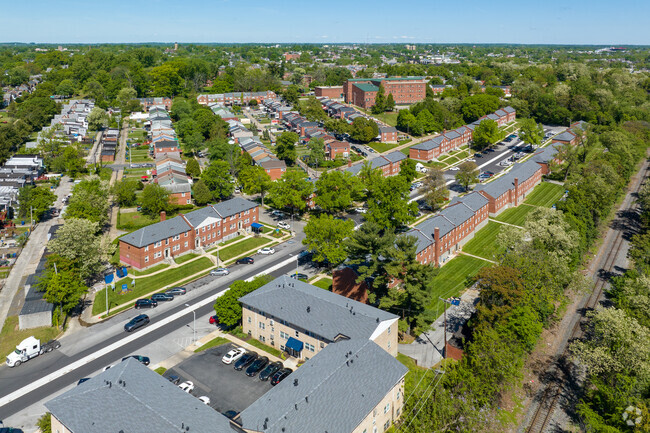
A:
525 160 648 433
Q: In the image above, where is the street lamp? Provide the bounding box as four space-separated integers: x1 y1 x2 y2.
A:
184 303 196 343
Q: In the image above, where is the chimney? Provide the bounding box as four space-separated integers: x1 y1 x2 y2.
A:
514 178 519 206
348 160 352 167
160 211 166 221
434 227 440 267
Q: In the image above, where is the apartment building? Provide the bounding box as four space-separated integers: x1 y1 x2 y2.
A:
196 91 276 106
119 197 259 269
344 151 407 177
474 160 543 216
344 77 428 109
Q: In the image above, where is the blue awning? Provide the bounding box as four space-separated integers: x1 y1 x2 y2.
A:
251 223 263 229
104 273 114 284
122 266 128 276
285 337 303 352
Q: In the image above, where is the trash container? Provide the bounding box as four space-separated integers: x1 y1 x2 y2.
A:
21 220 24 225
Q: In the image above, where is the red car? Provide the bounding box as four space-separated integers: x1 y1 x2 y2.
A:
209 315 220 325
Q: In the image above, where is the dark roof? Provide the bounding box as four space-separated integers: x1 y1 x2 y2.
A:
211 197 258 218
240 339 407 433
119 215 190 248
410 136 444 151
383 151 407 163
45 359 232 433
20 283 54 315
239 275 397 341
553 130 577 142
379 126 397 133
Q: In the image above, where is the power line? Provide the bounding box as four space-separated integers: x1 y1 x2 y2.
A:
398 371 445 433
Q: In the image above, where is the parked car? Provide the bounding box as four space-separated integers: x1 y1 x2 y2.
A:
134 299 157 309
178 381 194 393
234 352 259 371
236 257 254 265
151 293 174 302
166 375 180 385
209 315 220 325
278 221 291 230
259 361 283 381
222 347 247 364
270 210 284 217
210 268 230 276
258 247 275 255
355 207 367 214
290 273 308 281
198 396 211 405
166 287 186 296
245 356 269 377
449 166 460 171
124 314 150 332
271 368 292 386
122 355 150 366
474 153 483 158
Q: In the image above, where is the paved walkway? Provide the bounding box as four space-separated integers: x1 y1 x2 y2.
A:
458 251 497 263
488 218 524 228
398 288 480 368
0 176 73 332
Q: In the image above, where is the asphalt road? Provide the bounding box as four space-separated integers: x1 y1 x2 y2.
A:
0 243 304 420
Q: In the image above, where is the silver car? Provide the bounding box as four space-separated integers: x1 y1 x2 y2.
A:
210 268 229 276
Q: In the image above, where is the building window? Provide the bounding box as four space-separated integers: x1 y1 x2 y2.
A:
384 403 390 414
384 420 391 431
248 317 251 323
144 256 149 263
280 345 285 351
144 246 149 252
295 330 299 337
259 322 265 330
388 341 391 350
387 326 391 335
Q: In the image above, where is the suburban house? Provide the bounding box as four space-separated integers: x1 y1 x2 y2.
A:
343 77 429 109
238 136 287 180
379 126 398 143
154 140 180 155
239 275 399 359
196 91 276 106
325 140 350 160
552 121 588 146
138 97 173 111
119 198 259 269
345 151 407 177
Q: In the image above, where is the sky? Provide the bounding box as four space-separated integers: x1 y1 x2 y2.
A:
1 0 649 45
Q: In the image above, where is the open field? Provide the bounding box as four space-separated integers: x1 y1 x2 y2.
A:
524 182 565 207
0 316 60 359
494 204 535 227
368 142 398 153
461 221 507 261
214 237 273 262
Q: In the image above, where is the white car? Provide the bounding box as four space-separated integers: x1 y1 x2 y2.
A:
222 347 247 364
258 247 275 255
278 221 291 230
198 396 211 405
355 207 367 214
449 166 460 171
179 381 194 393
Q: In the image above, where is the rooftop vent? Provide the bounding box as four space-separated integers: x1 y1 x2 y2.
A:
307 306 311 313
294 378 299 387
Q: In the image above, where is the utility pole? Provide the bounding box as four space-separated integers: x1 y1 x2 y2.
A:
439 297 461 359
30 206 33 228
185 304 196 343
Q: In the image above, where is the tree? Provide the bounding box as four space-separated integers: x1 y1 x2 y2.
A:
399 158 417 183
303 214 355 268
385 93 396 111
472 119 502 150
87 107 109 130
213 275 274 327
307 138 326 168
422 168 449 211
350 117 379 143
372 84 386 114
299 97 327 122
55 79 76 97
455 161 479 191
275 131 298 165
396 109 417 135
518 118 545 147
37 412 52 433
185 158 201 178
42 269 88 320
345 222 396 296
116 87 137 112
282 85 300 105
111 179 141 207
365 172 418 230
239 165 272 206
460 94 500 122
201 160 234 200
268 170 313 215
192 179 213 206
48 218 111 279
17 186 56 222
65 177 110 227
315 170 363 214
141 183 170 217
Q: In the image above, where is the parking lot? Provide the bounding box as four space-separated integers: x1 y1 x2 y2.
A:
164 343 274 414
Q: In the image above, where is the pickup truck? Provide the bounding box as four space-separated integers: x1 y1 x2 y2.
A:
6 336 61 367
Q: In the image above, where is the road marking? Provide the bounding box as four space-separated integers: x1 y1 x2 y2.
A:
0 255 298 408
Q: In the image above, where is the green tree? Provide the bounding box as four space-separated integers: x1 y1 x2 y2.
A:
303 214 355 268
372 84 386 114
141 183 170 217
111 179 141 207
365 171 418 229
149 63 183 96
213 275 274 327
399 158 417 182
345 222 396 297
48 218 111 279
385 93 396 111
192 179 213 206
17 186 56 222
460 94 500 122
42 269 88 320
349 117 379 143
307 138 326 168
37 412 52 433
455 161 479 191
201 160 234 200
299 96 327 122
396 109 417 135
55 79 76 97
422 167 449 211
239 165 272 206
314 170 363 214
116 87 137 112
268 170 313 215
518 118 545 147
472 119 502 150
275 131 298 165
65 177 110 227
282 85 301 105
185 158 201 178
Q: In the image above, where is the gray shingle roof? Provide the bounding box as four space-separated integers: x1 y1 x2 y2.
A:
383 151 407 163
240 339 407 433
212 197 257 218
553 130 577 142
474 174 513 199
45 359 232 433
530 145 559 164
443 130 460 140
379 126 397 133
119 215 191 248
410 136 444 151
503 106 515 113
449 191 489 212
441 202 475 226
239 275 397 341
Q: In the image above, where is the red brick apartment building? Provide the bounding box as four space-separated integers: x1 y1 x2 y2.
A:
119 198 259 270
343 77 428 109
325 140 350 160
314 86 344 99
379 126 398 143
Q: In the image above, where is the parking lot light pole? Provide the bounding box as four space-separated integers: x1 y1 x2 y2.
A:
184 304 196 343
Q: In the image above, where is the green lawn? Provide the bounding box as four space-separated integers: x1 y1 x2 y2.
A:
524 182 565 207
92 257 214 315
397 353 428 395
129 148 153 163
462 221 508 261
428 255 490 312
214 237 272 262
154 367 167 375
117 211 158 231
494 204 536 227
368 142 398 153
194 336 230 353
371 111 399 127
132 263 169 276
175 253 199 265
0 316 60 359
313 277 332 291
246 338 283 358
